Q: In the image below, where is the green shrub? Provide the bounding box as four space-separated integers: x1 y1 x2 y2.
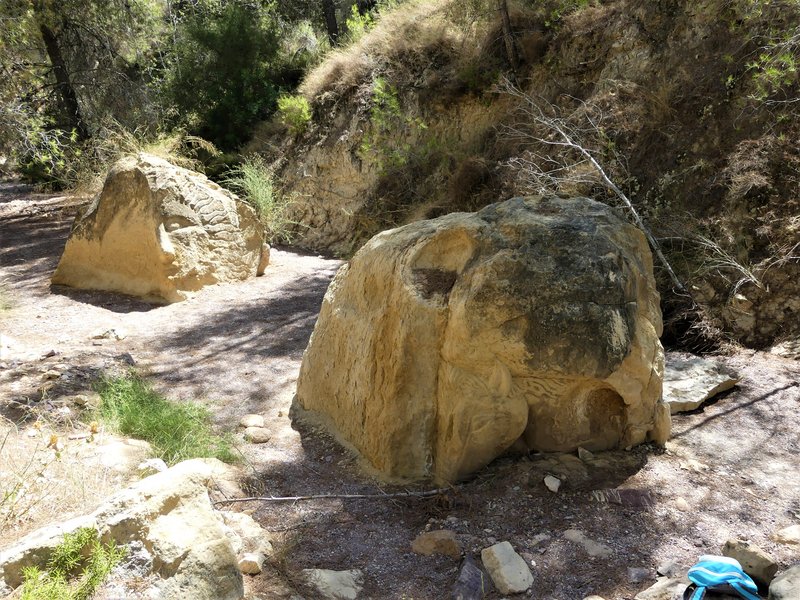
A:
20 527 124 600
277 94 312 134
360 77 428 173
224 155 295 243
95 373 236 465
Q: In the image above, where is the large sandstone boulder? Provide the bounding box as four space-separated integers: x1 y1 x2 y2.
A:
293 197 669 483
52 153 268 302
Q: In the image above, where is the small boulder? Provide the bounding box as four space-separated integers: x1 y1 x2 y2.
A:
301 569 363 600
480 541 533 595
722 539 779 586
52 153 267 303
769 564 800 600
411 530 461 558
634 576 690 600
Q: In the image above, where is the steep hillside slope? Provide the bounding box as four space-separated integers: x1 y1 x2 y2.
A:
255 0 800 350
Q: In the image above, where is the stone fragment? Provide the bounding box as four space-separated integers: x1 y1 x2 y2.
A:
722 538 779 586
563 529 612 558
97 438 152 473
634 576 690 600
239 414 265 428
453 555 491 600
137 458 168 477
772 525 800 545
674 497 690 512
237 553 265 575
663 354 739 414
656 561 683 577
584 596 608 600
301 569 363 600
70 392 101 408
411 530 461 558
294 197 667 483
52 153 267 303
243 427 271 444
544 475 561 493
577 446 594 461
769 564 800 600
480 541 533 594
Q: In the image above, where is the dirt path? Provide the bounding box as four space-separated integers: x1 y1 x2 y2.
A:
1 182 799 600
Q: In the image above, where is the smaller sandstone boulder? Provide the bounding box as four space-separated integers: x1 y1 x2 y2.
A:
52 153 267 303
480 541 533 594
411 530 461 558
769 565 800 600
722 539 779 586
634 577 690 600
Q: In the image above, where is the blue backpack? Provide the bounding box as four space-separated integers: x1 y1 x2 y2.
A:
683 555 762 600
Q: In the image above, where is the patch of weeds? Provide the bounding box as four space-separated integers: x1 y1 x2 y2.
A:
224 155 296 243
360 77 429 173
277 94 312 135
0 284 12 312
95 373 237 465
20 527 124 600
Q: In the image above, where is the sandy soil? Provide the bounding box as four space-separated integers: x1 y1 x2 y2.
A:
1 182 798 600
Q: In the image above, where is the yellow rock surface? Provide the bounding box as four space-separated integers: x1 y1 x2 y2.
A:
294 197 668 483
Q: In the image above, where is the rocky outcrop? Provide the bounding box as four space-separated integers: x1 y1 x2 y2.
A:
52 154 267 303
0 459 269 600
293 197 668 483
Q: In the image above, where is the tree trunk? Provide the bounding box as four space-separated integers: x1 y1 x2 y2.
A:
322 0 339 47
496 0 519 72
34 7 89 139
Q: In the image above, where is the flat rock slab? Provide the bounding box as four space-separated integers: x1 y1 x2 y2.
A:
301 569 363 600
663 354 739 414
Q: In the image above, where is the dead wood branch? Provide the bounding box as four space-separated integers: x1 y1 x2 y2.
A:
499 79 690 297
213 487 454 506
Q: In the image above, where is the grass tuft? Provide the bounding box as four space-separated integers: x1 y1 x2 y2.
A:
20 527 124 600
95 373 236 465
224 155 295 243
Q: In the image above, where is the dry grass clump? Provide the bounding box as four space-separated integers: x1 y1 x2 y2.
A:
299 0 461 101
0 418 124 547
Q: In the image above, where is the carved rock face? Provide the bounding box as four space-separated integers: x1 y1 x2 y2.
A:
52 154 267 302
293 197 669 483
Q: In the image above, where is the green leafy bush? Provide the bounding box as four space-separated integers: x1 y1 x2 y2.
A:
95 373 236 465
20 528 123 600
277 94 312 134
